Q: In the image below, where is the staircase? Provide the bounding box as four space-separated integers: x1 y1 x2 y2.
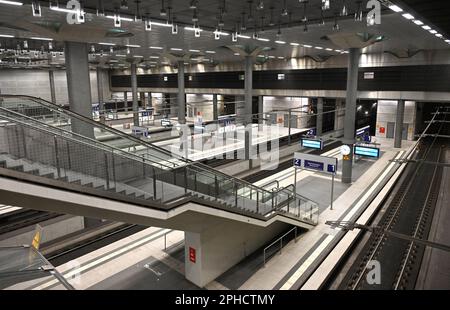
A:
0 95 319 226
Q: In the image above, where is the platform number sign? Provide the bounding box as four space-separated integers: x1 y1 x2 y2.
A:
294 158 301 167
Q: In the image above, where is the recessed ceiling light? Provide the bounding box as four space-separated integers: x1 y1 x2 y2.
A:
116 54 126 57
325 48 333 51
170 48 183 51
402 13 414 20
268 55 275 59
126 44 141 48
0 34 14 38
388 5 403 13
257 38 270 42
99 42 116 46
205 50 216 54
150 46 163 49
189 49 200 53
290 42 300 46
237 34 251 39
149 56 159 59
429 30 437 34
315 46 323 50
303 44 313 48
277 56 284 59
275 40 286 44
0 0 23 5
133 55 144 58
185 26 203 31
234 53 240 56
422 25 431 30
106 15 133 22
413 20 423 26
435 33 443 37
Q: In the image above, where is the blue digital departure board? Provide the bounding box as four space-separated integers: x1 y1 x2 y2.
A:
354 146 380 158
301 139 323 150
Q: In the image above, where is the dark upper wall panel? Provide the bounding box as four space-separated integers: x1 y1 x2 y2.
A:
111 65 450 92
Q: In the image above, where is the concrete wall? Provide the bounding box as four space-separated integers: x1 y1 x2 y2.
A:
263 96 311 128
375 100 416 140
0 215 84 247
0 69 111 105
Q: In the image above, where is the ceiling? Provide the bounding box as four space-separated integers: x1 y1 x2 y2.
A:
0 0 449 69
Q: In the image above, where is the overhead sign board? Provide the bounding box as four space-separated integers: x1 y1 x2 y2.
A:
294 152 338 175
354 145 380 158
301 138 323 150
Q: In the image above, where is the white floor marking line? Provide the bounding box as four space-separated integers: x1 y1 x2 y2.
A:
34 228 171 290
280 235 335 290
278 150 404 289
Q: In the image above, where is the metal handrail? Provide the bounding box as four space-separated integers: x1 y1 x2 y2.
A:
263 226 298 266
0 95 274 196
0 108 176 171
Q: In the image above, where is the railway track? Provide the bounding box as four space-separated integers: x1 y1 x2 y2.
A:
337 110 448 290
0 210 61 235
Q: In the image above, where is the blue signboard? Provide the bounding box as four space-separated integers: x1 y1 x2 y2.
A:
304 160 324 172
294 159 302 167
354 145 380 158
356 125 371 143
327 164 336 173
302 138 323 150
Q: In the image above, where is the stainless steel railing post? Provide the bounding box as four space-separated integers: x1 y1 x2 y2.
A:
54 136 61 178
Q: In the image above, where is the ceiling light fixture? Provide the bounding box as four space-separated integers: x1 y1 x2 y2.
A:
402 13 414 20
275 40 286 44
413 20 423 25
388 4 403 13
0 0 23 6
321 0 330 10
31 37 53 41
160 0 167 16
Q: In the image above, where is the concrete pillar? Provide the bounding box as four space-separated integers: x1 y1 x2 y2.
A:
342 48 361 184
123 91 128 112
213 94 218 121
394 99 405 148
258 95 263 131
96 67 105 123
317 97 323 136
49 70 57 105
140 92 146 109
184 220 289 287
130 63 139 126
244 56 253 160
178 61 186 124
148 92 152 108
64 41 94 139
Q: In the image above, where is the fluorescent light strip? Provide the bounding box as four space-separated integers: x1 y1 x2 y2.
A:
315 46 323 50
256 38 270 42
429 29 437 34
170 48 183 51
275 40 286 44
422 25 431 30
0 34 14 38
31 37 53 41
116 54 126 57
151 21 173 28
185 27 203 31
149 56 159 59
413 20 423 26
205 50 216 54
435 33 443 37
189 49 200 53
303 44 313 48
126 44 141 48
150 46 163 49
99 42 116 46
106 15 134 22
388 5 403 13
290 42 300 46
215 31 230 36
402 13 414 20
0 0 23 6
50 6 76 13
237 34 251 39
325 48 333 51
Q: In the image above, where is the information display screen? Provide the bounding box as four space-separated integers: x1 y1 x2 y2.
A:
301 139 323 150
354 145 380 158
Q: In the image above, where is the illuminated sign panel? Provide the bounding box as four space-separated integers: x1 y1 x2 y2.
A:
301 138 323 150
354 146 380 158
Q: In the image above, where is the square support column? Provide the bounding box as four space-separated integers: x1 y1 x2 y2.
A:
178 61 186 124
316 97 324 136
394 99 405 148
342 48 361 184
131 63 139 126
244 56 253 161
213 94 218 121
64 41 94 139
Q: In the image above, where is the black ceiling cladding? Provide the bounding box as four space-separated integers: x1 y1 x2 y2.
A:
111 65 450 92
